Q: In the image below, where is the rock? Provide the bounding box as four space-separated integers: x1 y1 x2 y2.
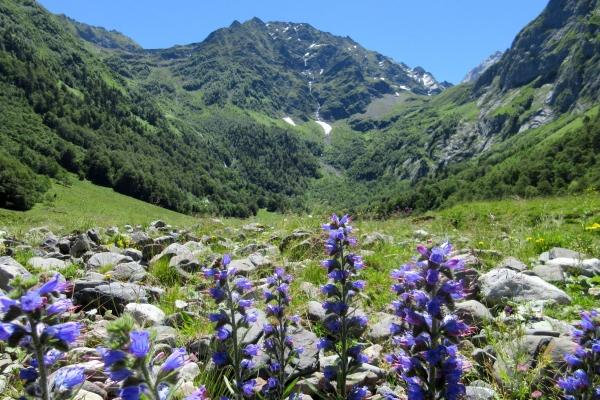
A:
150 243 193 263
151 220 166 228
367 314 402 343
39 233 58 250
589 287 600 298
549 247 586 260
169 254 201 272
465 386 496 400
179 362 200 382
150 326 178 346
248 252 272 268
130 232 153 247
74 282 149 314
531 264 564 282
58 239 71 254
124 303 165 326
545 258 600 277
455 300 492 327
0 263 29 292
293 372 324 396
88 253 133 270
122 248 143 262
71 235 93 257
279 229 312 251
73 390 104 400
306 301 327 322
106 226 119 236
154 236 175 246
413 230 429 238
363 344 383 366
229 258 258 275
299 282 320 298
80 381 107 399
109 262 147 282
124 225 134 233
27 257 67 270
87 229 102 245
361 232 394 247
480 268 571 305
497 257 528 272
143 244 164 261
242 223 264 232
72 272 109 293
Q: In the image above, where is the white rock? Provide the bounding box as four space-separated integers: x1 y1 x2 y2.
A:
74 390 103 400
545 257 600 277
124 303 165 327
0 264 29 291
27 257 66 270
480 268 571 305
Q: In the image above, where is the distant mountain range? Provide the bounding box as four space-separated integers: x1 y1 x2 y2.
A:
2 0 600 217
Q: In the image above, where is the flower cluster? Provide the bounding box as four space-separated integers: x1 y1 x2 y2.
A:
261 267 303 399
559 310 600 399
204 254 258 400
319 214 369 399
386 242 471 400
0 273 83 400
97 313 207 400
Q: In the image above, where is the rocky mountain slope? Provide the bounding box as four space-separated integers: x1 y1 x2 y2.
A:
461 51 503 83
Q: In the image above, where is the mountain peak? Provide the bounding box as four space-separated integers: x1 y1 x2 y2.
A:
461 50 503 83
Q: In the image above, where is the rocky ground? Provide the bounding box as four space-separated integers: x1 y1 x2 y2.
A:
0 219 597 399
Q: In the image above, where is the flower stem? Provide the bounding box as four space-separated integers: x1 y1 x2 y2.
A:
140 361 159 400
28 316 50 400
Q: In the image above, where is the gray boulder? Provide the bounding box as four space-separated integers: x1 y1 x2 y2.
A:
497 257 528 272
532 264 564 282
87 229 102 245
88 253 133 270
367 314 402 343
0 263 29 292
456 300 492 327
109 262 147 282
27 257 67 271
130 232 152 247
480 268 571 305
122 248 143 262
74 282 149 314
124 303 165 327
39 233 58 250
150 243 193 263
545 257 600 277
71 234 93 257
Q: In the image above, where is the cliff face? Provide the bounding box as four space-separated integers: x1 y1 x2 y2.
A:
476 0 600 112
461 51 503 84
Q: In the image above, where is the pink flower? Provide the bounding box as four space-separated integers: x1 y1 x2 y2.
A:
516 364 528 372
532 390 543 398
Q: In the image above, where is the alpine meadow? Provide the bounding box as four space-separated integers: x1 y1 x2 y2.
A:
4 1 600 400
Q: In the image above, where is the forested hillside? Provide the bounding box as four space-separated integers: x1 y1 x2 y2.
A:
0 0 320 216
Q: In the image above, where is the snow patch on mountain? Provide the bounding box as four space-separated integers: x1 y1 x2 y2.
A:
315 121 332 134
283 117 296 126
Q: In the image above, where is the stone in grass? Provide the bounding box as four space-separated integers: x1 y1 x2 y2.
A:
27 257 67 271
88 253 133 270
109 262 147 282
455 300 492 327
545 257 600 277
367 314 402 343
124 303 165 327
0 263 29 292
74 282 148 314
497 257 528 272
480 268 571 305
531 264 564 282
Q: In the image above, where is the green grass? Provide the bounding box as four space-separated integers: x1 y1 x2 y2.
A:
0 175 199 236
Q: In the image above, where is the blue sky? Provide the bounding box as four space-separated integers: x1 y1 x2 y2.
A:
37 0 548 84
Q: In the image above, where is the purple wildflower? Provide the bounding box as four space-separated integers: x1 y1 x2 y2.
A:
241 380 257 396
243 344 260 357
117 385 145 400
212 351 230 366
53 366 85 392
215 327 231 341
46 298 72 316
21 290 44 312
45 322 81 343
183 387 209 400
97 347 127 368
161 347 186 372
129 331 151 358
38 274 65 294
235 278 252 291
